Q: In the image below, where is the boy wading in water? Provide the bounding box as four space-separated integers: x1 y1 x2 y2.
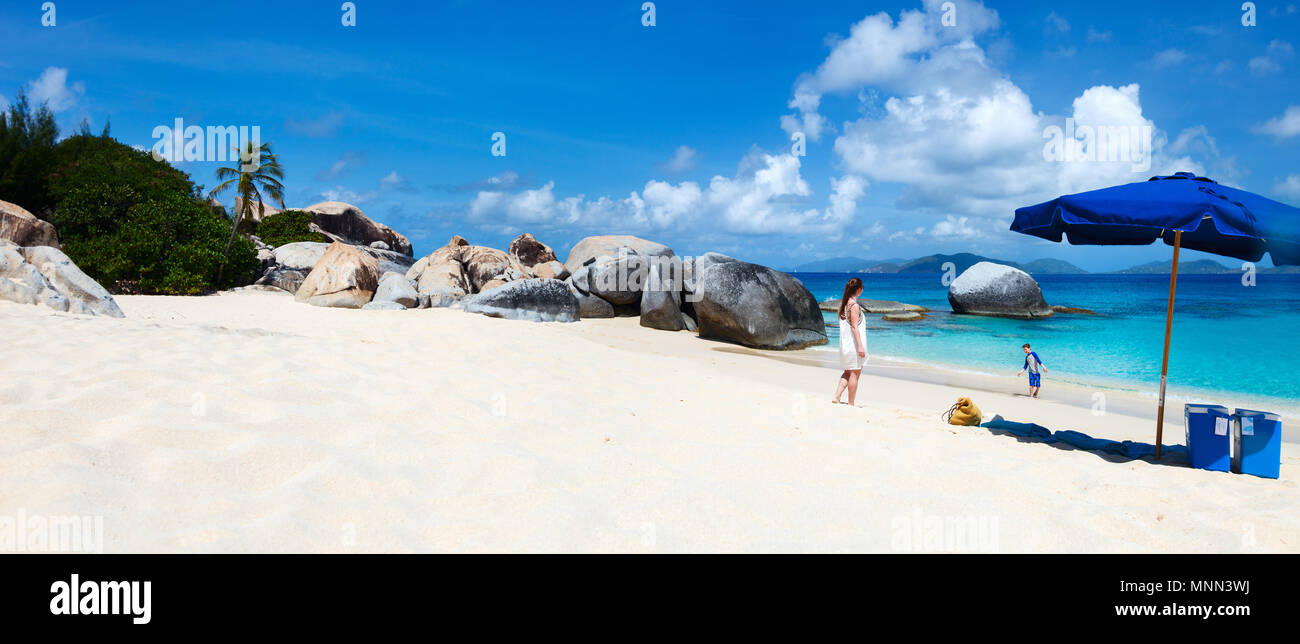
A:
1017 343 1046 398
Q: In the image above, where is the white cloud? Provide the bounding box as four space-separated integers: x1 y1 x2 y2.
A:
286 111 345 138
1275 174 1300 200
1086 27 1112 42
658 145 697 173
484 170 519 187
466 2 1233 250
27 67 84 112
468 150 863 237
825 175 868 226
1249 56 1281 75
1151 48 1188 69
777 2 1234 226
470 182 588 226
0 94 8 112
930 215 985 238
447 170 526 193
320 186 376 204
1252 105 1300 139
781 1 1005 143
1248 40 1293 75
638 179 702 227
1045 12 1070 34
316 150 365 181
380 170 415 193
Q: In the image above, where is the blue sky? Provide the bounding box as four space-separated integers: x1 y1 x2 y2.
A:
2 0 1298 270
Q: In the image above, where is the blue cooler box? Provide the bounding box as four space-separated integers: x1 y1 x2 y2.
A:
1184 404 1232 472
1233 409 1282 479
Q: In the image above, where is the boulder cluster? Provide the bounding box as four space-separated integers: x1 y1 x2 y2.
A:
1 196 829 351
0 201 123 317
254 209 826 350
0 241 124 317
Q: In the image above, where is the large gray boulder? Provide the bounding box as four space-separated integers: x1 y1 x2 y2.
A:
575 289 615 318
461 245 515 293
640 258 690 331
531 260 568 280
683 252 737 304
271 241 329 272
692 256 826 350
564 273 615 318
563 235 674 275
255 267 308 293
0 245 124 317
272 241 413 276
947 262 1053 319
463 278 578 323
301 201 413 256
586 252 651 306
372 271 418 308
0 200 59 249
406 236 470 304
294 242 380 308
261 241 413 293
419 286 467 309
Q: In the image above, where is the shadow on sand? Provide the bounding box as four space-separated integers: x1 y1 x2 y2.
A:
980 415 1190 467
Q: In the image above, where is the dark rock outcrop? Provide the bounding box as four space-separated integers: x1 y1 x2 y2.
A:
691 256 827 349
463 278 579 323
507 233 559 269
639 258 690 331
0 200 59 249
302 201 413 256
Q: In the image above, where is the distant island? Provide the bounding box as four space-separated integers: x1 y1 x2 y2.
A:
792 252 1294 275
1116 259 1233 274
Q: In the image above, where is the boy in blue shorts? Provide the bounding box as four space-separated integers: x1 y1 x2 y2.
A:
1017 343 1046 398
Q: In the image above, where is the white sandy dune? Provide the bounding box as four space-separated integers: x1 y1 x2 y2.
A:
1 291 1296 553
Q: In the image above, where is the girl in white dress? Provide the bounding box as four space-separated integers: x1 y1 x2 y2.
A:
833 277 868 405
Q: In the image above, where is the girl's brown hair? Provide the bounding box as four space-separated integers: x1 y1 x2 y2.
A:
839 277 863 320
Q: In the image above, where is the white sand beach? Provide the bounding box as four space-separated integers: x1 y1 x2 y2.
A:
2 291 1297 553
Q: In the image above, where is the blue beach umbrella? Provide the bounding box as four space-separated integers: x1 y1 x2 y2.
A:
1011 172 1300 459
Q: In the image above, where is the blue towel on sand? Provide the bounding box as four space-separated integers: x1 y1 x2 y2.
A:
980 415 1186 460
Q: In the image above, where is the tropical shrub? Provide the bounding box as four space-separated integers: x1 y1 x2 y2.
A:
256 210 328 248
47 135 258 294
0 92 59 216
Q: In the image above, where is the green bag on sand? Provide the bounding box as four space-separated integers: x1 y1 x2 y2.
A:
943 397 982 426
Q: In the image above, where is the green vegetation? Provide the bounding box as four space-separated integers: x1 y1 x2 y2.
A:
0 90 264 294
0 92 59 215
256 210 328 248
47 135 259 294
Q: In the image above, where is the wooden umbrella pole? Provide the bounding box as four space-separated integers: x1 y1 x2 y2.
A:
1155 230 1182 460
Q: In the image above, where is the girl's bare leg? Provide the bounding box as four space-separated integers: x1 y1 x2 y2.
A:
847 370 861 406
833 371 850 403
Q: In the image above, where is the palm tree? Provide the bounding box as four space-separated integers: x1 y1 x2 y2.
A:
208 140 285 285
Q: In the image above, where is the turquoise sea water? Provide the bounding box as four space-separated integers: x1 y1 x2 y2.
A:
795 272 1300 415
